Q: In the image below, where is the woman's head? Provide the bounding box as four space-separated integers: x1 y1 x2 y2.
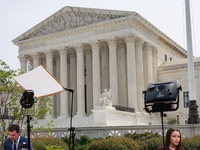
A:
165 128 181 150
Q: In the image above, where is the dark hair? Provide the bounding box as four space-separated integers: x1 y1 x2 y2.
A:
8 124 20 133
165 128 181 150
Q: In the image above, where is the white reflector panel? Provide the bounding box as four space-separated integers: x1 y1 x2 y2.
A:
12 65 64 98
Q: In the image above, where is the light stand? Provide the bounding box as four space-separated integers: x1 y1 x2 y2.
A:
160 111 166 149
63 88 75 150
20 90 36 150
27 111 31 150
143 80 182 150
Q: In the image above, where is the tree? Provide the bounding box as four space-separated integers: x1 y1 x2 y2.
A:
0 60 54 150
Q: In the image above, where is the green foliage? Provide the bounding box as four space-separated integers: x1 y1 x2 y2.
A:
33 133 200 150
61 135 70 144
0 60 24 149
61 135 93 150
86 136 140 150
138 137 163 150
124 130 161 141
31 136 68 150
0 60 54 150
167 117 177 124
182 135 200 150
46 145 65 150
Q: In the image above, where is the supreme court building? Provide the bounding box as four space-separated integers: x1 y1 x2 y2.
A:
12 6 200 128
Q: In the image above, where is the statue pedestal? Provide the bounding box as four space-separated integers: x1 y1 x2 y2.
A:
92 106 137 126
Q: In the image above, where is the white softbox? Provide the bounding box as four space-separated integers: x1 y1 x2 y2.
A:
12 65 64 98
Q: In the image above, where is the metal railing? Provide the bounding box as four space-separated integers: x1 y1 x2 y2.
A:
113 105 135 113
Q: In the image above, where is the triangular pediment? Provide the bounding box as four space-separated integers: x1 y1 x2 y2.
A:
13 6 135 43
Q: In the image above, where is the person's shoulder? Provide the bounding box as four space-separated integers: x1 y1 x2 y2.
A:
157 147 164 150
4 137 11 143
181 148 185 150
20 135 27 138
4 137 12 148
20 135 28 140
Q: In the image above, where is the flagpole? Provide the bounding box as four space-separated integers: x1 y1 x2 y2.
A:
185 0 199 124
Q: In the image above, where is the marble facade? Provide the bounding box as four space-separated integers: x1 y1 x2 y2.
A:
13 6 192 127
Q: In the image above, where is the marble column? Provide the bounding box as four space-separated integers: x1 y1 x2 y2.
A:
32 53 40 113
91 41 101 108
67 56 70 114
197 75 200 106
85 49 93 115
150 47 154 82
69 51 77 116
32 53 40 69
19 55 27 73
45 50 55 119
143 42 152 89
125 35 137 109
135 37 144 111
40 54 46 68
100 43 109 93
152 46 158 82
117 40 127 107
54 55 60 118
107 38 118 105
75 44 86 116
58 48 69 118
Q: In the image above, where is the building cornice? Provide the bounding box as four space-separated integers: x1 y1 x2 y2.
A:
14 7 187 58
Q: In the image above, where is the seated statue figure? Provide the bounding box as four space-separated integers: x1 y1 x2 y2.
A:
100 89 112 107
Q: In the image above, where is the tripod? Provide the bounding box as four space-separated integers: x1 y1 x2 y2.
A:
63 87 75 150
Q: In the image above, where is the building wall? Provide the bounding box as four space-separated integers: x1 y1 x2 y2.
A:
28 124 200 138
14 7 188 122
158 64 200 124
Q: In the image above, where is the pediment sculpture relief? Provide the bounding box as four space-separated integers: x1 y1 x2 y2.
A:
21 12 126 41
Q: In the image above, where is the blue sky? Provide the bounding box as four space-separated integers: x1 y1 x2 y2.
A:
1 0 200 70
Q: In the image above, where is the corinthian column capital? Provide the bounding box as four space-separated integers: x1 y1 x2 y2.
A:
74 44 83 53
58 47 67 55
89 40 99 50
124 34 137 43
18 55 27 63
152 46 158 55
135 37 144 46
106 37 116 47
45 50 54 57
143 42 152 52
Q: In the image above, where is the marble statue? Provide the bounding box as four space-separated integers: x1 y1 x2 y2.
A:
100 89 112 107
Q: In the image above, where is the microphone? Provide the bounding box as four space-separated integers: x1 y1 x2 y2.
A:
23 142 28 148
19 142 28 150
